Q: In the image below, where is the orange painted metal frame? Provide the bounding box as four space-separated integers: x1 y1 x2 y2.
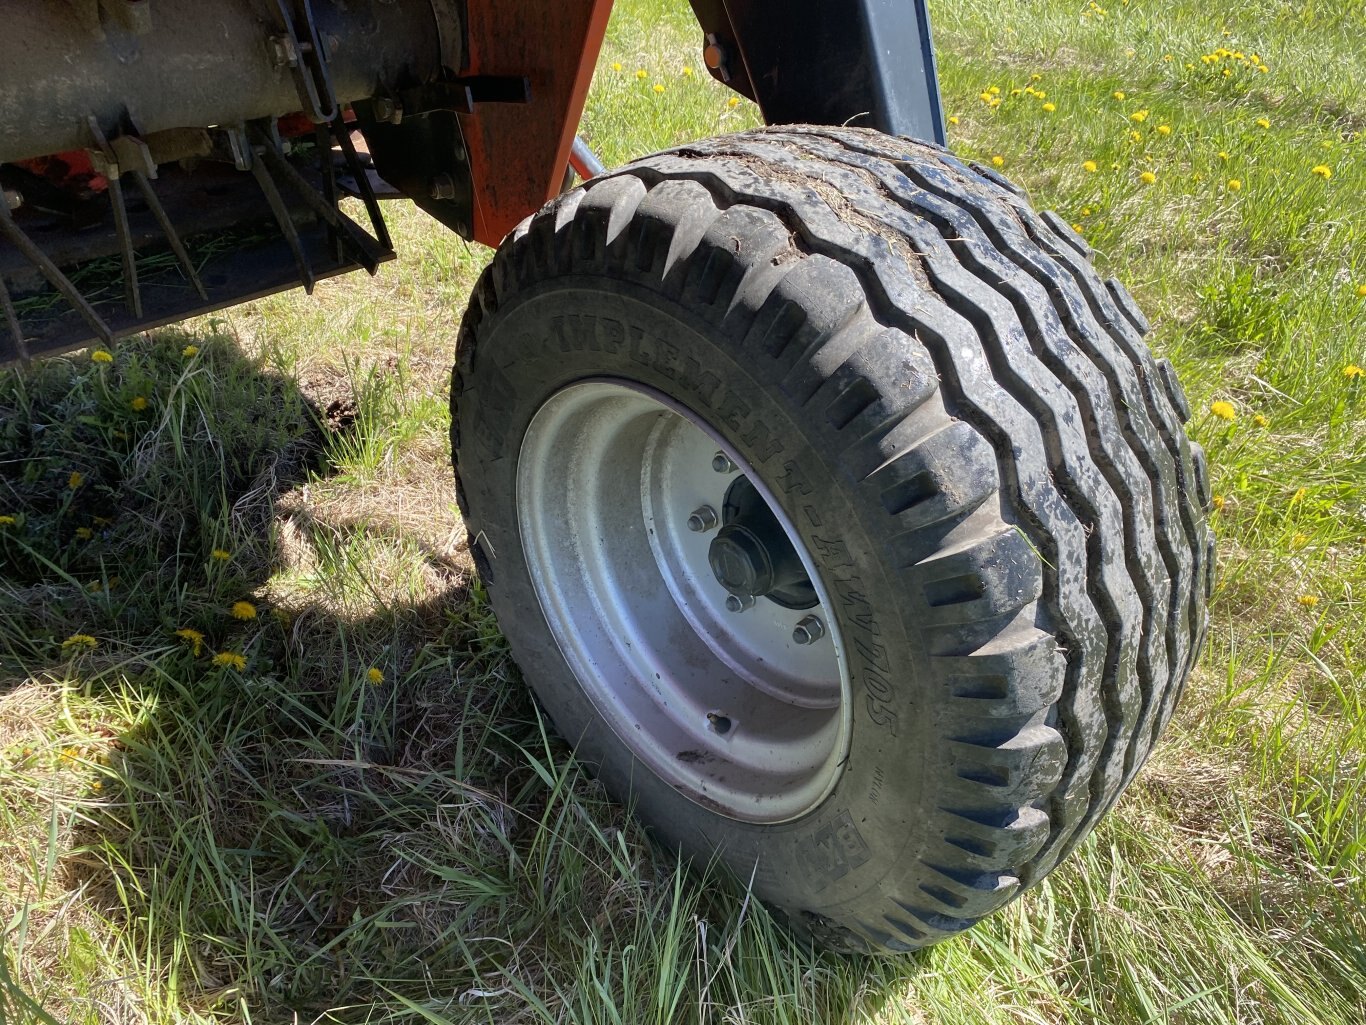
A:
460 0 615 247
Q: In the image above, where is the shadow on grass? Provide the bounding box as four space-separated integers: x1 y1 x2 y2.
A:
0 331 926 1024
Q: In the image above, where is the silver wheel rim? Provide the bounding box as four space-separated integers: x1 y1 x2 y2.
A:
516 379 851 823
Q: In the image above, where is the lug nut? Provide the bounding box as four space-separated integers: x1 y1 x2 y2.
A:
711 451 736 473
2 189 21 211
687 505 719 532
792 615 826 645
724 593 755 613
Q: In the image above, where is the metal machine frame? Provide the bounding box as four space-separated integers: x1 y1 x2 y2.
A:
0 0 944 367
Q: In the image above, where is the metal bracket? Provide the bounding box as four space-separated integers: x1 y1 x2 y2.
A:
398 76 532 118
270 0 339 125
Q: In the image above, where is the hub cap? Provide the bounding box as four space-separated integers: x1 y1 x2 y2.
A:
516 380 851 823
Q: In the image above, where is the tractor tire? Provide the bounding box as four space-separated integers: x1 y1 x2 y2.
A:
450 126 1212 953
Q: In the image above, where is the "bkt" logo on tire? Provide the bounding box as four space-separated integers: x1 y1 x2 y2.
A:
801 811 871 889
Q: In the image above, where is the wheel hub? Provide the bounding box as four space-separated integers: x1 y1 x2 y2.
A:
708 476 817 608
515 379 851 823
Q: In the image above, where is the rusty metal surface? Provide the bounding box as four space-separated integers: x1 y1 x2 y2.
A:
459 0 614 246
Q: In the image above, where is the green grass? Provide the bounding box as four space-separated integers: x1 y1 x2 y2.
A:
1 0 1363 1021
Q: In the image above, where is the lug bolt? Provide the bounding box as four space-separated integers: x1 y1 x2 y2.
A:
372 96 403 125
429 173 458 201
687 505 719 532
792 615 826 645
711 451 736 473
724 593 756 613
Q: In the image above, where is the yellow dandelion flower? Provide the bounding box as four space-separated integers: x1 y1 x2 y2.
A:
1163 54 1174 62
1071 223 1085 233
1357 284 1366 297
1139 170 1157 184
1255 117 1270 129
1290 487 1307 505
1083 159 1098 173
727 96 739 108
91 350 113 363
1297 594 1319 607
635 69 648 80
175 628 205 656
682 66 694 77
1209 399 1236 420
130 396 148 411
68 471 84 489
230 601 257 621
1186 63 1195 70
1310 164 1332 179
1156 124 1172 136
611 62 622 72
212 651 247 671
1130 109 1149 123
1129 130 1142 142
75 527 93 541
1257 65 1268 73
1222 68 1232 77
1343 365 1364 379
1042 102 1056 113
987 96 1001 108
1211 494 1226 512
62 634 98 650
1218 151 1229 161
0 515 16 527
1030 73 1043 82
979 91 993 103
991 155 1005 168
1081 206 1093 216
989 86 1001 95
367 667 385 685
947 115 960 125
1291 532 1309 549
211 548 232 561
1227 178 1242 190
1113 90 1126 101
1253 414 1269 426
181 345 199 357
652 82 665 93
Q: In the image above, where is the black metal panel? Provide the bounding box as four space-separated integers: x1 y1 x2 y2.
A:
688 0 945 146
